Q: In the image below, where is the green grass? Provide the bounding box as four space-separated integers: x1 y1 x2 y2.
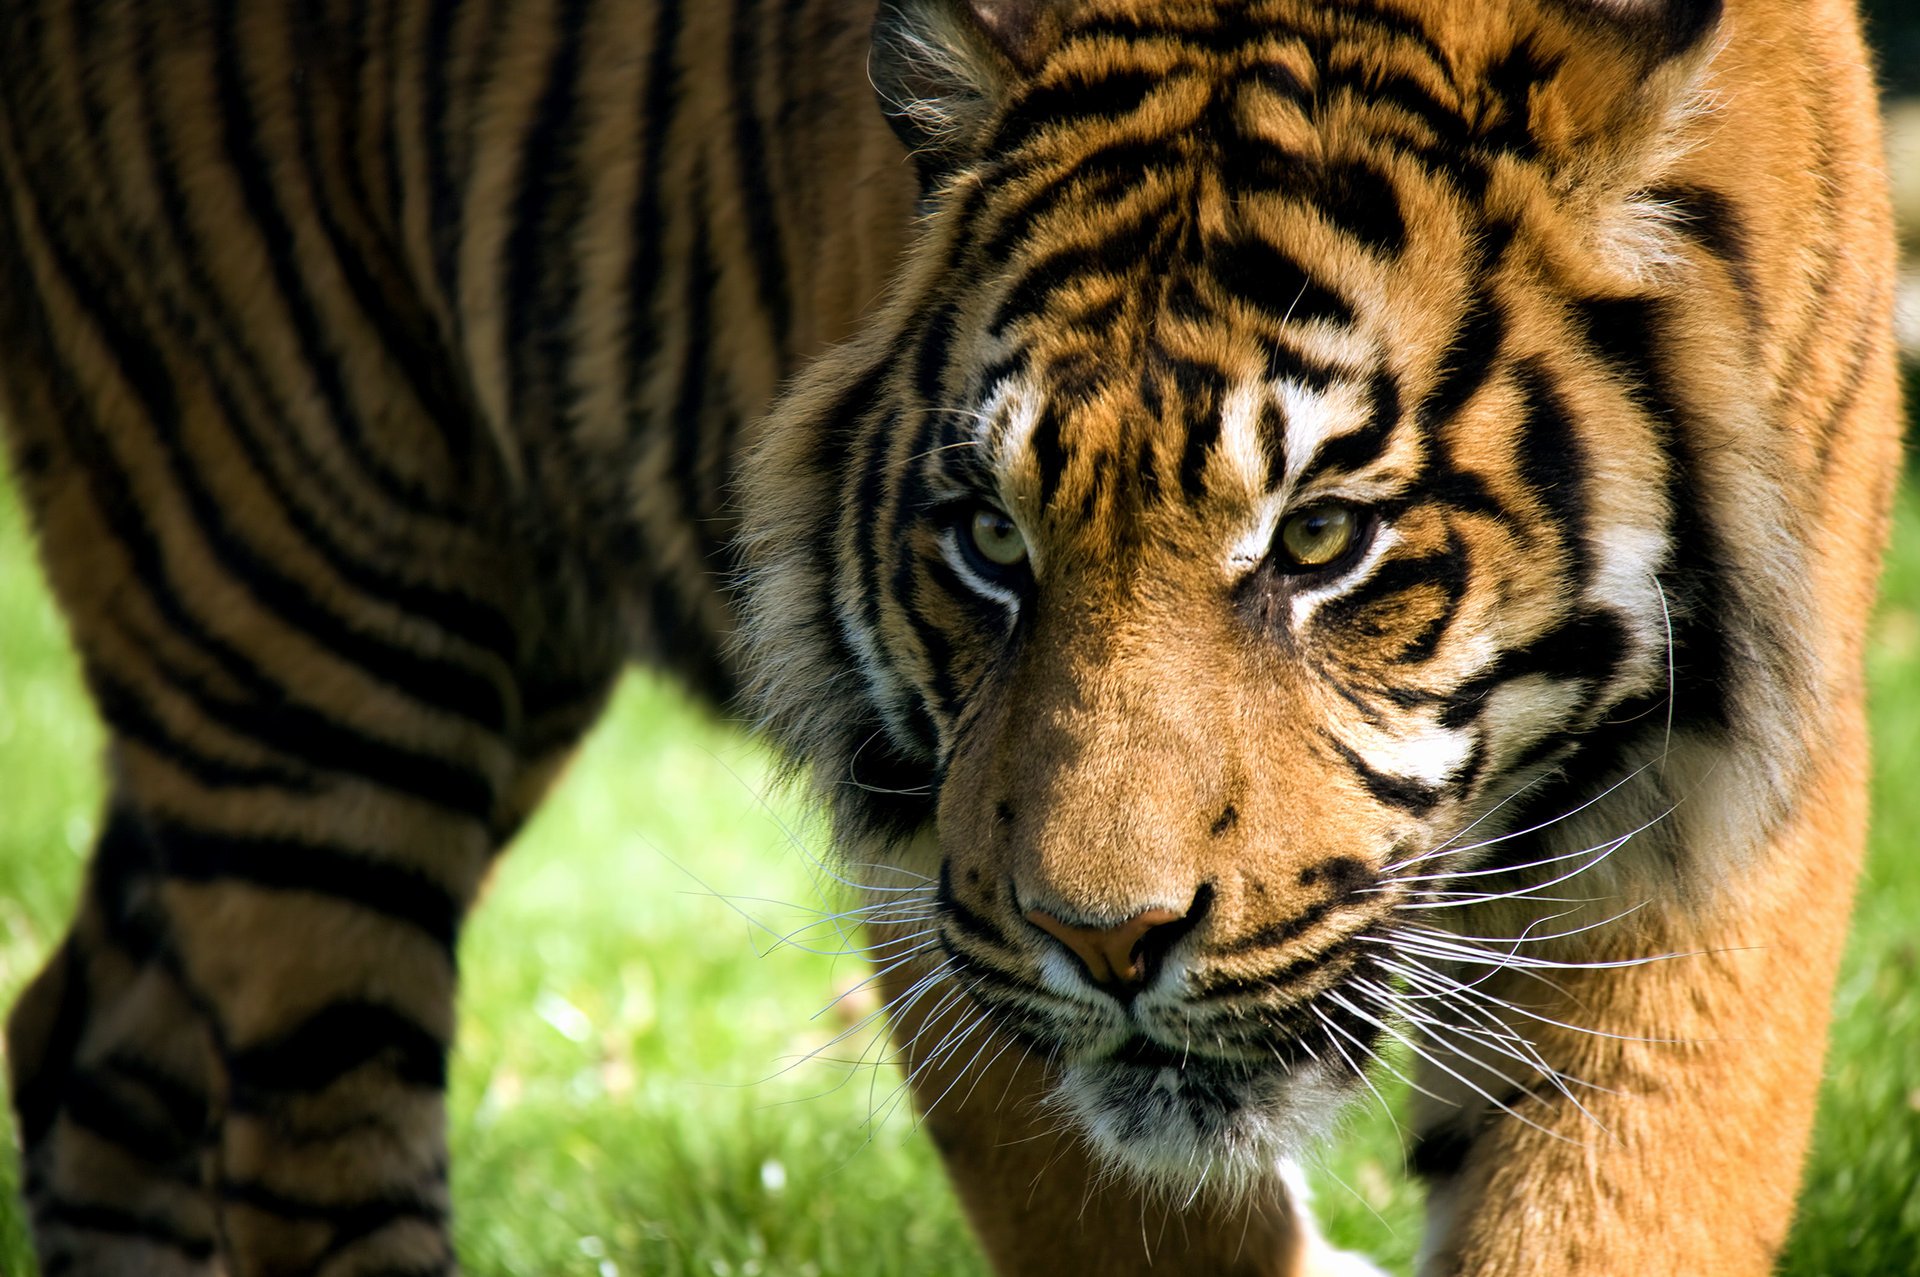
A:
1 458 1916 1276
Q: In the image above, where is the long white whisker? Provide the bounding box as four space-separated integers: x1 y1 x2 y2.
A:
1323 989 1585 1147
1383 759 1661 875
1374 953 1695 1046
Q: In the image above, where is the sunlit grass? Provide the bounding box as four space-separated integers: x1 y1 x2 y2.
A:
1 466 1916 1275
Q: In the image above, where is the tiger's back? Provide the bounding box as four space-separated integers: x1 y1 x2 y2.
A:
0 2 908 1271
0 0 1903 1275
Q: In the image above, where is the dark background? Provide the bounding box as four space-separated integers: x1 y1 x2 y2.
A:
1866 0 1919 95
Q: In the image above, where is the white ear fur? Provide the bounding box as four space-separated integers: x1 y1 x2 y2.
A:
870 0 1062 178
871 1 1010 170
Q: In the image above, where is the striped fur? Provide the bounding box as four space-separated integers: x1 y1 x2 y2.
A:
0 1 1901 1275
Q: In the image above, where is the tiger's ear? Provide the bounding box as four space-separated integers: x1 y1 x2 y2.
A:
1518 0 1723 179
871 0 1062 182
1555 0 1721 62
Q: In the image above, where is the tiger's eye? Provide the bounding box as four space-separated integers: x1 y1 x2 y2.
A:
1279 504 1359 568
969 507 1028 568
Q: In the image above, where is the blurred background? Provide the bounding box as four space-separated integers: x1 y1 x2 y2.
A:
2 10 1918 1277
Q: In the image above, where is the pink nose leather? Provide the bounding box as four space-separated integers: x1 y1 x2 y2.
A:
1025 907 1185 988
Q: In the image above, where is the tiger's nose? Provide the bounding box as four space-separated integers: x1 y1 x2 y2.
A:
1025 890 1208 995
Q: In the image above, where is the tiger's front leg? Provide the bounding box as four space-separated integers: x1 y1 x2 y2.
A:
8 726 607 1277
1406 738 1871 1277
6 795 483 1277
8 778 499 1277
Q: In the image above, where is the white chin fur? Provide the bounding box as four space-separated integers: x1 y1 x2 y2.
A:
1049 1058 1354 1202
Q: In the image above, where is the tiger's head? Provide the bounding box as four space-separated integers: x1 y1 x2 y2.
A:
739 0 1811 1190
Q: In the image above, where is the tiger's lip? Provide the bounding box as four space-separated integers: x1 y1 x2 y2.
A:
1108 1035 1191 1071
1079 1032 1279 1074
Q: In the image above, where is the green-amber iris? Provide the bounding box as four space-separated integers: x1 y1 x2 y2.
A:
1279 503 1359 568
969 507 1028 568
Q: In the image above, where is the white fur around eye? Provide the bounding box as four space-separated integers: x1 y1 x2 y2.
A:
1287 523 1400 629
941 527 1024 610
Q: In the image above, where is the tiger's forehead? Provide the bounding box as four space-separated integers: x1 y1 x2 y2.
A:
938 0 1481 559
980 351 1392 553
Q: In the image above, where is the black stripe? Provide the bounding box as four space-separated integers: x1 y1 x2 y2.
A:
6 164 500 819
841 718 938 843
1256 401 1287 491
1437 609 1632 731
211 0 450 516
32 138 513 739
994 67 1171 153
422 0 465 309
36 1200 216 1262
937 861 1012 948
1323 65 1469 155
59 1071 204 1171
888 540 964 727
1314 538 1467 662
504 0 591 429
991 193 1181 336
289 4 480 474
922 554 1013 651
1650 183 1760 332
89 661 319 793
1569 295 1730 730
9 943 89 1149
158 823 464 952
129 617 496 821
1474 44 1559 161
1209 235 1351 328
643 573 735 707
1392 532 1469 665
1325 734 1443 814
1419 287 1506 430
1512 357 1591 590
98 1052 209 1148
913 302 960 407
1066 9 1267 54
1176 364 1225 500
1298 371 1402 486
727 0 792 355
222 1177 446 1251
133 5 517 667
982 136 1173 262
671 158 730 571
1316 157 1406 255
1811 319 1882 477
623 0 684 404
1029 401 1071 507
1408 1123 1474 1179
1263 342 1352 393
226 1000 448 1104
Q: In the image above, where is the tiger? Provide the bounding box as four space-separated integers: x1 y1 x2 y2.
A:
0 0 1901 1272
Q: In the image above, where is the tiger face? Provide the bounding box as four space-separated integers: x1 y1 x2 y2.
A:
741 0 1808 1190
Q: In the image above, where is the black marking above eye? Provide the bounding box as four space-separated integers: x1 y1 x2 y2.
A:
1317 158 1406 255
1210 236 1352 327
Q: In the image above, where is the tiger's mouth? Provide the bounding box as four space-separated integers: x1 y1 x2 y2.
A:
947 946 1388 1192
1047 1032 1363 1193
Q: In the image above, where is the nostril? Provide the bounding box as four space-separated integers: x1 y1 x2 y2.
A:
1130 882 1211 979
1025 883 1213 997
